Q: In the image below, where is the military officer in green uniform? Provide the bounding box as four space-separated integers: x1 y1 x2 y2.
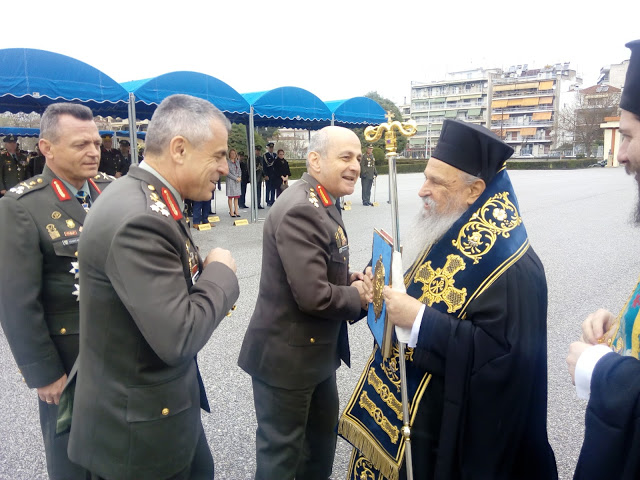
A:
0 103 111 479
98 133 125 177
0 134 29 196
360 144 377 205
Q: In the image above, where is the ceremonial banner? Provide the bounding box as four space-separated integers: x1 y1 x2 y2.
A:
339 168 530 480
368 229 394 358
611 279 640 358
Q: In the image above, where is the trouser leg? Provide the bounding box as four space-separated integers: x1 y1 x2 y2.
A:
294 373 339 480
39 398 89 480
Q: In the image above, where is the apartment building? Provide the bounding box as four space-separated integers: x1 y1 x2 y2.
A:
406 63 582 158
407 68 498 158
490 64 581 157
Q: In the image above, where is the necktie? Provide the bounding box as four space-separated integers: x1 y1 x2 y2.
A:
76 190 91 212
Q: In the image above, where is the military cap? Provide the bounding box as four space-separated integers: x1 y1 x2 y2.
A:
432 119 513 183
119 139 130 146
621 39 640 117
366 144 374 149
101 133 113 140
266 142 275 147
3 134 18 143
255 145 263 151
238 151 245 156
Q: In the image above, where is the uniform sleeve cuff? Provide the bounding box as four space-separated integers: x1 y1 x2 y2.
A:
408 304 426 348
575 344 613 400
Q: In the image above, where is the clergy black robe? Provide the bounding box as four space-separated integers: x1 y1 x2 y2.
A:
404 248 558 480
574 352 640 479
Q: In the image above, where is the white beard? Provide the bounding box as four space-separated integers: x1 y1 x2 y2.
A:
401 197 467 267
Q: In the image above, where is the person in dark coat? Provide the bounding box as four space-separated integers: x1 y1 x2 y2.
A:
255 145 265 209
567 39 640 480
0 103 112 479
341 119 557 480
238 151 249 208
98 134 125 177
263 141 277 205
67 94 239 480
238 126 372 480
27 144 47 177
0 134 29 196
273 148 291 199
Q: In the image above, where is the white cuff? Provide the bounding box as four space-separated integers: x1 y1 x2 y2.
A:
575 344 612 400
408 304 426 348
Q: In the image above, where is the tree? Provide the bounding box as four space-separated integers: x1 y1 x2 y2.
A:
228 123 266 154
555 86 621 157
349 91 407 160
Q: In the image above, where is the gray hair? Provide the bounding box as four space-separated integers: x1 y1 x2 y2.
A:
145 94 231 156
40 103 94 143
306 128 330 169
459 170 480 185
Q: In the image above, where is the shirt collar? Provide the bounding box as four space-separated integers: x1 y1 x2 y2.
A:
138 161 184 212
59 179 90 199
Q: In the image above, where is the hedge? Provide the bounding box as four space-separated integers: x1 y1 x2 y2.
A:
244 158 595 181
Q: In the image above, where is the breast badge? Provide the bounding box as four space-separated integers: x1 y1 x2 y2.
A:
66 219 76 229
46 224 60 240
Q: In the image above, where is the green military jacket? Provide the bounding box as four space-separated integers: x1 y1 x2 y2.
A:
0 166 112 387
0 151 29 192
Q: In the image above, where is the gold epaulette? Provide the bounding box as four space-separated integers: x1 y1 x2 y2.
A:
7 177 47 197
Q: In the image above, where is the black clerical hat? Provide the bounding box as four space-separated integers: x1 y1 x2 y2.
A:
432 119 513 183
3 134 17 143
621 40 640 117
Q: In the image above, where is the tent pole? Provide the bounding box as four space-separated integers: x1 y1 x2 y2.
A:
128 93 138 166
248 107 257 224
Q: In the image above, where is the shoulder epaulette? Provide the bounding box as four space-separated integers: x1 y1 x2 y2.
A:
93 172 116 182
6 176 47 198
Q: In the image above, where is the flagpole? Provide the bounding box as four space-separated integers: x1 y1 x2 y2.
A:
365 112 417 480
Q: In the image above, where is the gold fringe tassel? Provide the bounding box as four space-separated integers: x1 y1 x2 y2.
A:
338 416 400 480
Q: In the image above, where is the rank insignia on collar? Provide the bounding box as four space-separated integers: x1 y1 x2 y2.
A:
51 179 71 201
315 184 332 207
88 178 102 194
161 187 183 220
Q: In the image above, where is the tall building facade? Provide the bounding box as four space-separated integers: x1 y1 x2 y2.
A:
406 63 582 158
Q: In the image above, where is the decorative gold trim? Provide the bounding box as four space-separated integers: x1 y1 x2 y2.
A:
358 391 399 444
367 368 403 420
414 254 467 313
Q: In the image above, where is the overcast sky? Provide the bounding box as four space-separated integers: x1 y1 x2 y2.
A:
6 0 636 105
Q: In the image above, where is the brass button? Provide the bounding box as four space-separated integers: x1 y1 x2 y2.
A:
148 185 155 191
37 178 43 183
75 251 78 257
60 328 67 334
343 257 346 261
310 337 316 344
22 377 26 383
161 408 170 416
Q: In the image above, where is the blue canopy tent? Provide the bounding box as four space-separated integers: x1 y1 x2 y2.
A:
0 127 40 138
242 87 333 222
121 71 250 123
325 97 386 127
0 48 129 117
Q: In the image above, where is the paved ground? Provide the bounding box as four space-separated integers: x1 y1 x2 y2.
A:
1 167 639 480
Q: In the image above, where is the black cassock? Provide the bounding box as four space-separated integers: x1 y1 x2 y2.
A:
402 248 558 480
574 352 640 479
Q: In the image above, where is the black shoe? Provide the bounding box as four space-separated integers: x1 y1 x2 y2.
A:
258 205 264 209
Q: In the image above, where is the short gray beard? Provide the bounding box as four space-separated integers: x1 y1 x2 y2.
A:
402 197 466 267
633 175 640 226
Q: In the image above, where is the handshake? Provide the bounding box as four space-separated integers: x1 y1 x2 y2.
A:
350 269 374 310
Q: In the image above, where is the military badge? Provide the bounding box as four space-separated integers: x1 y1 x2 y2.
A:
66 219 76 228
51 211 62 220
46 224 60 240
69 261 80 301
